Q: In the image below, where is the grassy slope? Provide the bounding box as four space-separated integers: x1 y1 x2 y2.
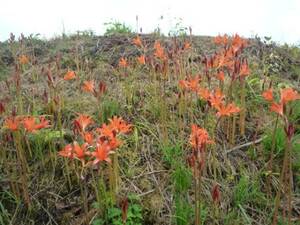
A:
0 33 299 225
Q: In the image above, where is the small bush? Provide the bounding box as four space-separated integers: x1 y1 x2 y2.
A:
104 20 133 36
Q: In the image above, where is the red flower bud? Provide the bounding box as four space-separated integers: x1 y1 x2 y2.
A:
0 102 5 114
211 184 221 204
285 124 295 141
120 197 129 224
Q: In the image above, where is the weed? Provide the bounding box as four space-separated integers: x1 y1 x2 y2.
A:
104 20 133 36
100 99 120 123
233 175 267 207
92 194 143 225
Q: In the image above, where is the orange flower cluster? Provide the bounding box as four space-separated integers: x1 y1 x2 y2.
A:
59 115 132 166
205 34 249 80
179 76 240 117
214 52 234 70
262 88 300 116
190 124 214 151
133 36 186 68
188 124 214 173
179 76 201 92
59 142 89 162
132 36 147 65
209 89 240 117
4 116 50 133
214 34 247 51
214 34 228 45
215 103 240 117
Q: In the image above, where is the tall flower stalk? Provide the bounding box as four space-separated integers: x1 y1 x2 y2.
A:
262 88 299 225
3 115 50 208
189 124 213 225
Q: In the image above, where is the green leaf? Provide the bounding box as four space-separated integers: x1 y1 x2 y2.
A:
108 207 122 219
92 218 105 225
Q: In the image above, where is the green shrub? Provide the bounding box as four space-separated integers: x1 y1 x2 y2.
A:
104 21 133 36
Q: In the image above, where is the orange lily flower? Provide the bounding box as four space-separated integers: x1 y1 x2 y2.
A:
280 88 300 104
22 117 38 133
263 88 299 116
83 132 94 145
183 41 191 50
262 89 273 102
98 123 116 140
92 142 112 164
216 71 225 82
225 47 235 59
19 55 29 65
179 80 189 90
64 70 76 80
178 76 200 92
74 114 93 132
108 136 122 149
239 61 250 77
58 144 73 159
97 116 132 142
132 36 142 47
225 46 235 57
108 116 132 134
137 55 146 65
214 34 228 45
270 102 284 116
154 41 166 60
216 103 240 117
35 117 50 130
214 35 222 44
188 76 201 92
73 142 90 161
4 117 21 131
215 52 234 70
190 124 213 150
198 88 211 101
98 135 122 150
232 34 247 52
209 89 225 109
82 80 95 93
22 116 50 133
119 57 128 67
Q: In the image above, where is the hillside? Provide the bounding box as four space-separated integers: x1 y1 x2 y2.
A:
0 33 299 225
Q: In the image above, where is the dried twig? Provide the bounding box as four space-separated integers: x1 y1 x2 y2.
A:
226 136 266 154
